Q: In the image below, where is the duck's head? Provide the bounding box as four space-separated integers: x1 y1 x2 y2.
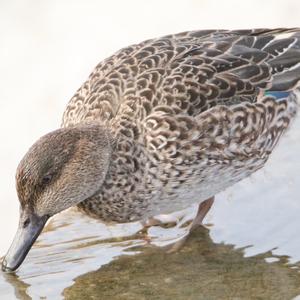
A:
2 123 112 272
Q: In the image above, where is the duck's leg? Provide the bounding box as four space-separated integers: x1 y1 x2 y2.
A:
140 197 214 246
167 196 214 252
190 196 214 232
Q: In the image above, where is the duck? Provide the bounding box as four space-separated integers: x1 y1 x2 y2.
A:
2 28 300 272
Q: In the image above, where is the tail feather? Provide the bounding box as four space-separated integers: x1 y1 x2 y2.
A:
226 29 300 92
254 29 300 91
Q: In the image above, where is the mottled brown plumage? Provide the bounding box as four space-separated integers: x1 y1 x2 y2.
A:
3 28 300 272
62 28 299 221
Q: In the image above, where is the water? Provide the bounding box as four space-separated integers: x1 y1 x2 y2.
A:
1 0 300 299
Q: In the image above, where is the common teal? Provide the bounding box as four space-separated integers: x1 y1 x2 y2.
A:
2 28 300 271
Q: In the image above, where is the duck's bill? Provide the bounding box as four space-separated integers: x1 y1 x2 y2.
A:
1 210 48 272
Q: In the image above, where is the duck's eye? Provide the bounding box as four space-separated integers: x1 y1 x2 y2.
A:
41 174 52 185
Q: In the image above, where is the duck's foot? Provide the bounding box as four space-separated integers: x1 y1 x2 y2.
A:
140 208 194 245
140 214 181 243
141 208 190 229
165 196 214 253
142 214 178 228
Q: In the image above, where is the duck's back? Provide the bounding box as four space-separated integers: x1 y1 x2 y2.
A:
63 28 300 126
63 29 300 221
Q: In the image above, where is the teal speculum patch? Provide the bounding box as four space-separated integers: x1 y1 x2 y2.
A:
264 91 291 99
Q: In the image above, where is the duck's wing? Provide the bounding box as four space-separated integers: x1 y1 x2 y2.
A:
62 28 300 125
142 29 300 165
150 28 300 116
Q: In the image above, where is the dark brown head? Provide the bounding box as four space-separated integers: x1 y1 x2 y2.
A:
2 123 112 272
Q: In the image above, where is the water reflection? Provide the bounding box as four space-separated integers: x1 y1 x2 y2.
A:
3 216 300 300
2 273 30 300
1 202 300 299
0 209 145 299
64 228 300 300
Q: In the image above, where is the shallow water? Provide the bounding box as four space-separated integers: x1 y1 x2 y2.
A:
0 114 300 299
